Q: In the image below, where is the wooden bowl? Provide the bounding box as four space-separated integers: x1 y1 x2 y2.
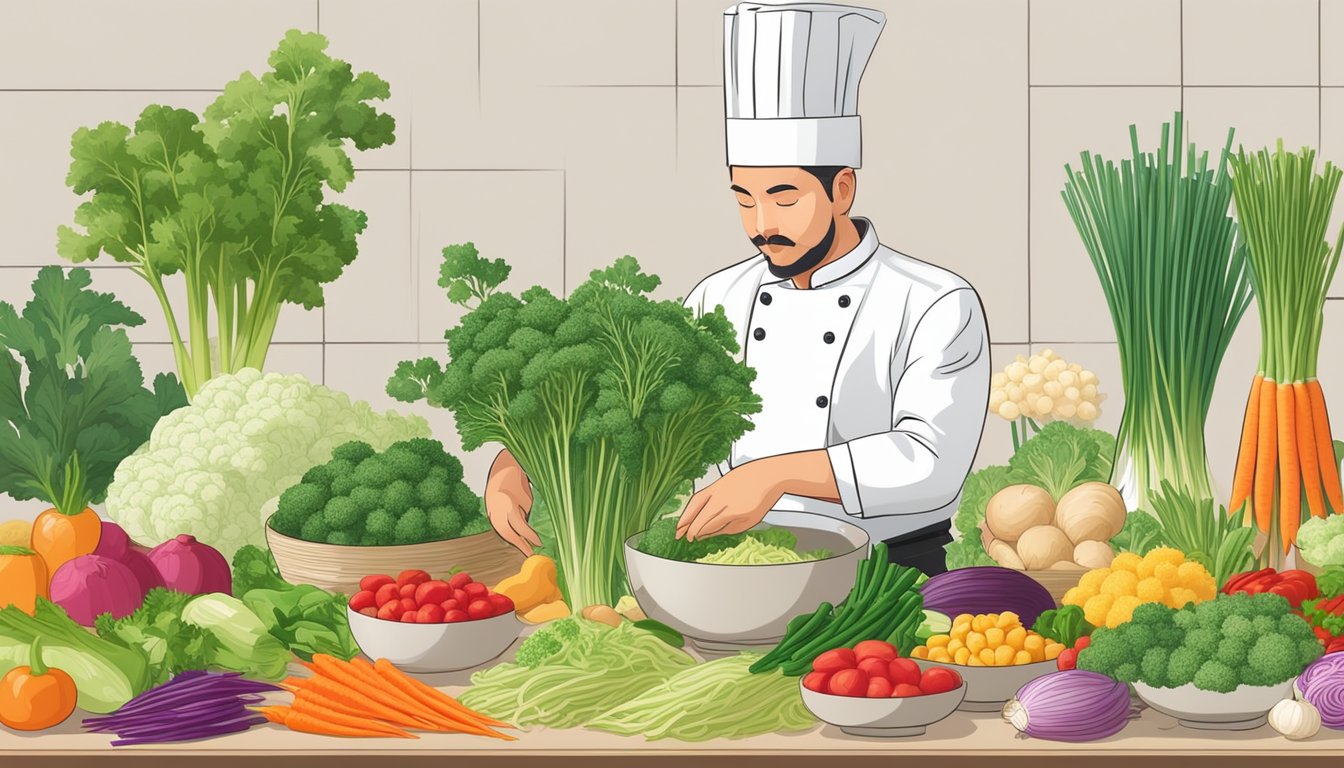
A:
1022 566 1087 605
265 524 525 594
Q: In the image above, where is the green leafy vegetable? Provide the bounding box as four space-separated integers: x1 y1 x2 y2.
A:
179 593 290 681
230 545 289 595
94 588 220 686
635 518 804 563
1031 605 1094 647
1301 597 1344 637
946 465 1013 569
0 267 186 516
230 544 358 661
1144 481 1257 587
1110 510 1167 556
388 251 760 606
1006 421 1115 501
58 31 395 397
1317 566 1344 598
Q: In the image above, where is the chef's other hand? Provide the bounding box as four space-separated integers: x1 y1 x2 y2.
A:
485 449 542 556
676 463 781 542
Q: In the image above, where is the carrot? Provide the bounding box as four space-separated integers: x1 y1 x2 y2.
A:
1254 379 1279 532
1294 381 1326 519
1230 375 1263 517
29 507 102 575
345 657 503 738
257 706 288 725
273 706 407 739
371 658 513 734
291 674 435 730
289 695 416 738
1277 382 1301 553
1308 379 1344 514
300 660 440 730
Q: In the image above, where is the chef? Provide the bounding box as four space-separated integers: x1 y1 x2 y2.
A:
484 1 990 575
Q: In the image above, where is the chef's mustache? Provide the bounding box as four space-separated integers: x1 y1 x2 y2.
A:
751 234 796 248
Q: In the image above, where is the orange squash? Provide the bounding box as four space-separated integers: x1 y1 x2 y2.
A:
0 639 77 731
0 547 48 615
29 507 101 576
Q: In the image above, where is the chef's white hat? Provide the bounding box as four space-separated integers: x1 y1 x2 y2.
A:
723 2 885 168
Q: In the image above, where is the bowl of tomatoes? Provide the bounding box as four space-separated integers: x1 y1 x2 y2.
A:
345 569 522 672
798 640 966 737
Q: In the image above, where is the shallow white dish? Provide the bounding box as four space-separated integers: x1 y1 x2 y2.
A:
623 510 869 651
1132 680 1293 730
800 681 966 737
346 605 522 673
910 658 1056 712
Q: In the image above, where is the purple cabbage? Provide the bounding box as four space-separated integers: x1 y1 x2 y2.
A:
920 566 1056 627
1298 654 1344 730
1004 670 1134 742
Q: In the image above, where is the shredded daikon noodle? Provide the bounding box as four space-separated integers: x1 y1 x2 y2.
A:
695 537 829 565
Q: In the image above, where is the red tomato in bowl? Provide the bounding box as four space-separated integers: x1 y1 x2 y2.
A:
888 658 921 687
856 657 891 681
348 590 376 612
464 581 489 598
866 677 894 698
827 669 868 697
399 611 418 623
399 583 418 600
416 603 445 623
919 667 962 695
399 597 417 614
854 640 898 662
374 583 399 607
453 588 470 606
357 607 377 617
802 671 831 692
360 574 394 593
893 683 923 698
448 572 473 590
443 609 468 623
415 580 451 606
397 569 431 588
440 598 460 613
488 593 515 615
812 648 857 674
467 599 494 620
376 601 404 621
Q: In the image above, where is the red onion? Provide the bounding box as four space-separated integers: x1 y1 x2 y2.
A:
93 522 165 595
1297 654 1344 730
50 555 146 626
1003 670 1133 742
920 567 1056 627
147 535 231 595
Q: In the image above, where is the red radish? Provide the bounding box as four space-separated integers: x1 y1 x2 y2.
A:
348 590 376 612
857 657 890 680
416 603 445 623
464 581 488 598
854 640 898 662
398 583 418 600
467 599 494 620
357 607 377 617
444 609 468 623
888 658 921 687
488 593 515 615
377 602 403 621
374 583 399 607
397 569 431 588
399 597 417 614
802 671 831 693
448 572 473 590
866 677 894 698
453 588 469 605
919 667 961 695
440 598 460 613
893 683 923 698
828 669 868 697
812 647 857 674
399 611 418 623
415 580 451 606
360 574 394 593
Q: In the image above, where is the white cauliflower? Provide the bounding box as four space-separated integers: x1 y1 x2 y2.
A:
105 368 430 557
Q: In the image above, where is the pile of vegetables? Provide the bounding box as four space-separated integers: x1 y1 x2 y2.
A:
1077 592 1322 692
1063 548 1216 628
802 641 962 699
988 349 1106 450
636 518 826 564
267 439 487 547
946 421 1115 569
749 543 924 675
59 30 394 397
349 569 514 624
84 672 279 746
105 369 430 559
1227 143 1344 559
1062 113 1252 510
982 481 1125 571
388 248 760 607
910 612 1067 667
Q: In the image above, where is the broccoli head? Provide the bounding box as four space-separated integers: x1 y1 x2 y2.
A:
1214 636 1249 668
1193 660 1238 693
366 509 396 539
395 508 428 544
300 514 331 543
1166 647 1201 687
1172 610 1198 631
230 544 287 594
1076 628 1132 677
1129 601 1174 627
1279 612 1318 642
331 474 358 497
451 484 480 513
427 506 463 539
1221 614 1256 645
352 456 397 489
301 463 336 487
385 445 431 482
398 437 447 460
417 477 452 508
331 440 376 464
1183 627 1220 657
350 487 382 513
273 482 330 534
327 530 355 545
1251 614 1278 635
1242 633 1304 686
1140 646 1170 687
384 480 416 510
323 496 360 529
1112 662 1140 683
1193 598 1228 631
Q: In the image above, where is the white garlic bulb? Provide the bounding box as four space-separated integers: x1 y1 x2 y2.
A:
1268 698 1320 740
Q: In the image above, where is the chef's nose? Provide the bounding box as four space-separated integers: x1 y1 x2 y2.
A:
755 209 776 240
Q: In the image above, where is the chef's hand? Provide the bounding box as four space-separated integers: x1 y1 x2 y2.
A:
675 461 783 542
485 449 543 556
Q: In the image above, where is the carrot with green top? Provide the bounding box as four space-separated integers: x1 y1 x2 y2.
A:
1230 374 1263 518
1254 378 1278 532
1277 382 1301 552
1294 380 1326 519
1309 379 1344 513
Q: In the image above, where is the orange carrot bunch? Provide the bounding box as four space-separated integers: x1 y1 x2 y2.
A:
1229 143 1344 557
258 654 514 740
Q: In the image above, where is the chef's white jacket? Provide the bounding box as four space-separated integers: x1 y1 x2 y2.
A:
683 218 990 542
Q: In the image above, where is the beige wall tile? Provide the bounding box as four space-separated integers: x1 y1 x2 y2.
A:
263 343 327 384
1183 0 1318 86
326 171 416 342
0 1 314 89
678 0 728 86
1029 87 1181 343
861 0 1029 344
1325 0 1344 85
1181 87 1318 155
480 0 675 88
676 87 754 297
411 170 565 343
1318 88 1344 298
1030 0 1180 85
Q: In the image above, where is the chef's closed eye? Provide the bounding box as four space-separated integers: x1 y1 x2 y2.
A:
766 184 800 207
731 184 756 208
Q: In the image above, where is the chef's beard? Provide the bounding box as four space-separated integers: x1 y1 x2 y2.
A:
758 219 837 279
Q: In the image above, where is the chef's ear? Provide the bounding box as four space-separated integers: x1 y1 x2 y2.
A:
832 168 857 216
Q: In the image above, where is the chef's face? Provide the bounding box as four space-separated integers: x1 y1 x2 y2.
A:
730 166 855 277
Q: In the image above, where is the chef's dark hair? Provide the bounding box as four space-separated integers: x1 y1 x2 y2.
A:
800 166 848 201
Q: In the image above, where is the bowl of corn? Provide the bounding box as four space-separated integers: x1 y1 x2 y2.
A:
909 612 1065 711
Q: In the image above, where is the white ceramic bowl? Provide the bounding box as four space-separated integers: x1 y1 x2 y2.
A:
346 606 522 673
1132 681 1293 730
800 680 967 737
623 510 869 651
911 658 1056 711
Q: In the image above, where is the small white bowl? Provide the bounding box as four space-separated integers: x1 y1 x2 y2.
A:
1133 681 1293 730
346 606 522 673
799 680 966 737
910 658 1056 711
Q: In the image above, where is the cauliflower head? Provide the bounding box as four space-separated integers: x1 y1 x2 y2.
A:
104 369 430 557
1298 514 1344 568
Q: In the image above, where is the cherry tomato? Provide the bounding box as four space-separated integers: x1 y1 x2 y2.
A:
396 569 432 588
801 671 831 693
440 599 460 613
1075 636 1092 651
399 611 418 623
467 599 494 620
376 601 404 621
857 657 891 681
399 583 418 600
812 647 857 674
919 666 961 695
357 607 377 617
415 580 451 606
887 658 921 687
866 677 894 698
399 597 418 614
827 668 868 697
359 574 394 593
854 640 898 662
443 609 468 623
416 603 446 623
464 581 488 598
348 590 377 612
1057 648 1079 671
448 572 474 590
453 588 470 606
893 683 924 698
374 583 400 607
488 593 515 615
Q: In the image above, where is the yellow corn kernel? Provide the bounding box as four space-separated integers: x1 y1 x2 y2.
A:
970 615 987 633
1100 570 1139 597
1005 626 1027 650
1024 633 1045 652
1013 650 1033 666
954 647 971 665
1078 567 1111 593
1136 576 1165 602
947 638 965 654
954 613 975 626
926 634 951 649
1045 643 1065 660
967 655 985 667
1082 593 1115 627
979 648 996 666
911 646 929 659
997 612 1020 630
1111 553 1142 573
966 633 987 654
994 644 1016 666
952 622 971 639
985 627 1005 648
929 647 952 663
1144 546 1185 566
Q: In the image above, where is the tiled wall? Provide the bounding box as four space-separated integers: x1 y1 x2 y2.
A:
3 0 1344 521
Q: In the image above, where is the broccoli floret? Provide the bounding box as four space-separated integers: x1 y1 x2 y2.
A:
1299 639 1326 668
384 479 416 510
395 508 428 544
1130 601 1174 627
439 453 465 484
451 484 480 512
1172 610 1198 631
359 532 381 546
230 545 287 594
1214 636 1249 668
1252 615 1278 635
327 530 355 545
1140 646 1170 687
331 440 376 464
427 506 463 540
1193 660 1238 693
1113 662 1140 683
1247 592 1292 617
418 477 452 508
1183 627 1220 657
300 514 331 543
398 437 447 460
302 463 336 487
1279 612 1317 641
1077 629 1130 676
515 617 582 667
460 515 492 536
326 458 356 480
426 464 451 484
350 486 382 513
1166 647 1201 687
1193 599 1227 630
366 508 396 539
323 496 360 529
331 476 357 497
1221 614 1256 645
1243 633 1303 686
385 445 431 481
275 482 329 528
353 456 397 489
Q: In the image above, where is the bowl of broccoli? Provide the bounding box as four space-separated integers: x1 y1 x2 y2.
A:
263 438 524 593
1078 592 1322 729
623 510 868 651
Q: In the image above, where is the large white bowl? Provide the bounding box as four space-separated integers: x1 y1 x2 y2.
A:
623 510 869 651
1133 681 1293 730
911 658 1056 711
346 606 522 673
800 680 966 737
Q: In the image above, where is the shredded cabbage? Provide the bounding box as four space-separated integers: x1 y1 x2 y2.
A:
694 537 828 565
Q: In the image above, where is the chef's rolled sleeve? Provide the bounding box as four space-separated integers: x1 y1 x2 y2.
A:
829 287 989 519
